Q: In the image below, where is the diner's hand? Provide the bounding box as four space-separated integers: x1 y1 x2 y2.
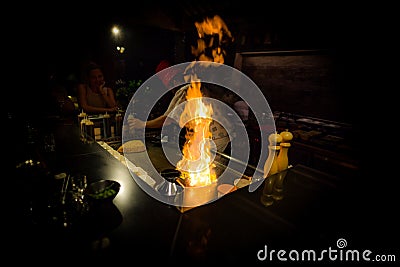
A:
99 82 107 94
128 117 146 130
109 106 119 112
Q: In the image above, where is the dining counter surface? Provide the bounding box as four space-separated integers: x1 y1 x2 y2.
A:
9 117 398 265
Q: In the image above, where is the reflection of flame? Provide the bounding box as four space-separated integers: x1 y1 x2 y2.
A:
177 15 232 187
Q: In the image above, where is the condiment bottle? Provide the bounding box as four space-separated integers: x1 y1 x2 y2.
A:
85 119 95 143
277 129 293 172
263 132 282 178
103 112 111 138
77 110 86 126
273 129 293 200
115 112 122 137
80 116 88 142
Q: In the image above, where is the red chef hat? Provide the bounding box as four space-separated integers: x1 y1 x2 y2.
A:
155 59 181 88
155 59 171 73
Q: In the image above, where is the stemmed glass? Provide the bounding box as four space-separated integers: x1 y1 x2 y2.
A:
70 174 88 214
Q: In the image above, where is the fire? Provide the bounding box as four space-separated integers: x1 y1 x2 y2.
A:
176 81 216 187
176 15 233 187
191 15 233 64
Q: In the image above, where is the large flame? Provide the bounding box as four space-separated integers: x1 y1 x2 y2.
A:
176 81 216 187
191 15 233 64
176 15 232 187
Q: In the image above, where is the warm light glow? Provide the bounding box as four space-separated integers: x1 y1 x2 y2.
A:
176 15 232 187
112 26 120 36
116 46 125 53
192 15 233 64
176 81 216 187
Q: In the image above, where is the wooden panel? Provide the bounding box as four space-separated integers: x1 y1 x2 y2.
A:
234 50 347 123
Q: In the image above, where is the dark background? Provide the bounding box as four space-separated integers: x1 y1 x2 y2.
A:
5 1 398 255
6 1 363 132
7 1 358 112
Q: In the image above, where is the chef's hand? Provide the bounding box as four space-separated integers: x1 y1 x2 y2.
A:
128 117 146 129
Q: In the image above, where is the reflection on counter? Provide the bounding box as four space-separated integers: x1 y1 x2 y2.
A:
97 137 256 211
260 167 290 207
97 140 156 187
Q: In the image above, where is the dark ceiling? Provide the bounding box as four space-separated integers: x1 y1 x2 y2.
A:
6 1 357 118
111 0 341 35
39 1 350 81
106 0 346 51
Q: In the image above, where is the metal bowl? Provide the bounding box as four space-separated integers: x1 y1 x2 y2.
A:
155 169 182 196
85 179 120 201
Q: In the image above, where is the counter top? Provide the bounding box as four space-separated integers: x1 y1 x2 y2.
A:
9 119 398 265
